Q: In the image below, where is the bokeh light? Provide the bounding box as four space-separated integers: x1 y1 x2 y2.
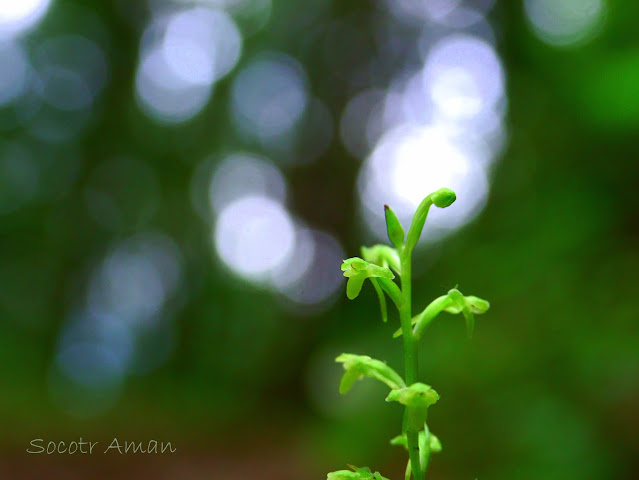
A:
87 233 182 329
424 34 504 123
355 30 506 243
359 124 489 240
0 0 51 38
214 195 296 280
48 232 183 417
0 40 29 106
136 6 242 123
275 230 344 309
136 47 212 123
13 33 109 143
206 154 343 310
162 7 241 85
171 0 273 35
384 0 495 26
3 1 637 479
231 52 309 144
56 342 129 389
524 0 606 47
340 89 386 159
209 152 286 215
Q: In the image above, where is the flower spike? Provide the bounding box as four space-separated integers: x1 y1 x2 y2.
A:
336 353 405 394
392 288 490 339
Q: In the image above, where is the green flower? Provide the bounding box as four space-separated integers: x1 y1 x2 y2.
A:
391 428 442 474
390 431 441 453
359 246 401 323
386 383 439 409
336 353 405 394
327 465 390 480
360 245 400 274
341 257 395 300
444 289 490 339
394 288 490 339
386 383 439 431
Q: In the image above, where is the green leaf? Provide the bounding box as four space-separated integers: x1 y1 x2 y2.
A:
384 205 404 249
336 354 405 394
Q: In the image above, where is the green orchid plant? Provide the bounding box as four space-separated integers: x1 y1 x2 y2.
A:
327 188 489 480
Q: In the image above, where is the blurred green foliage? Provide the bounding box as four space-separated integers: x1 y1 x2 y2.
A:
0 1 638 480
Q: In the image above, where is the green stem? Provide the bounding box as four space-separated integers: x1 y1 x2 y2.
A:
399 249 423 480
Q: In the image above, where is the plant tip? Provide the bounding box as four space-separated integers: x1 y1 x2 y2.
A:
431 188 456 208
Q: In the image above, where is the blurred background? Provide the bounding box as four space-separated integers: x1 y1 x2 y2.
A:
0 0 638 479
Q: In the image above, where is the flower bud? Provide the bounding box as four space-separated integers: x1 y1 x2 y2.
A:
405 188 457 253
384 205 404 249
430 188 456 208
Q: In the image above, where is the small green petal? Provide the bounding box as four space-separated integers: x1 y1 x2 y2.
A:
466 296 490 314
327 466 389 480
339 368 361 394
367 263 395 280
385 383 439 408
327 471 360 480
463 307 475 339
390 434 407 448
341 257 368 271
430 434 442 453
346 275 366 300
361 245 401 274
